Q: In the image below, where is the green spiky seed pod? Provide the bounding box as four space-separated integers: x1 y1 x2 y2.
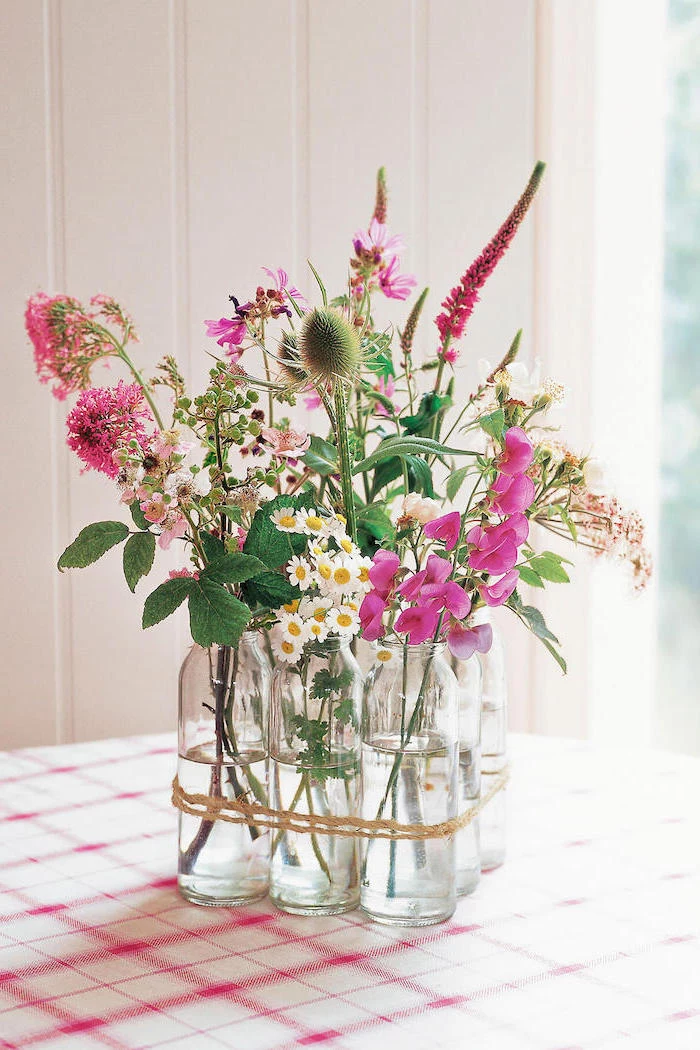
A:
373 166 388 224
298 307 362 386
277 330 308 388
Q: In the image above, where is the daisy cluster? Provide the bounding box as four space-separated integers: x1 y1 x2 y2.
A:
269 505 373 663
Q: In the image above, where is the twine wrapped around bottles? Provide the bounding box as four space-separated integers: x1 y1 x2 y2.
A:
171 766 509 842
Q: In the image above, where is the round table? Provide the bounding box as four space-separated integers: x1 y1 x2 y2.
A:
0 733 698 1050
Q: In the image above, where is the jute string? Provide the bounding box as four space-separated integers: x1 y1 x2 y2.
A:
171 766 509 842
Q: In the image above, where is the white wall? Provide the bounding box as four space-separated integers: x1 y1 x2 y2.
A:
0 0 662 749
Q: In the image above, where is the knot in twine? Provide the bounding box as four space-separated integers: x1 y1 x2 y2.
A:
171 766 509 842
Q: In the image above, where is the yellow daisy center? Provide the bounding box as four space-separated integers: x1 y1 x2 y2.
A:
305 515 323 531
318 564 332 580
336 514 346 525
313 608 327 622
333 567 351 586
310 623 322 635
287 622 302 637
279 515 296 529
377 649 392 662
340 538 353 553
347 601 358 611
336 613 352 628
358 567 370 582
283 600 299 613
281 641 295 654
294 566 307 580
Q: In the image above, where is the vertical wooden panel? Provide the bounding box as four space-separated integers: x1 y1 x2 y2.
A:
427 0 537 730
59 0 181 741
0 1 61 747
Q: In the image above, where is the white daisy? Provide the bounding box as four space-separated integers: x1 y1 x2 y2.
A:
312 552 336 594
375 647 395 664
298 595 332 622
305 618 329 643
327 604 360 637
272 506 302 533
296 507 327 537
328 557 360 596
353 555 373 591
286 555 313 591
272 635 302 663
278 612 306 644
335 533 360 557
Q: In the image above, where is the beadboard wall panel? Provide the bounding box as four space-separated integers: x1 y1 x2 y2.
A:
1 0 540 746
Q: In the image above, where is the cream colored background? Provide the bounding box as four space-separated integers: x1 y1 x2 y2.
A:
0 0 664 748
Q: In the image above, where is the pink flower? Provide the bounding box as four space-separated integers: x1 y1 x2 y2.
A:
373 375 398 417
204 316 247 351
261 426 311 458
169 568 200 581
397 554 451 601
490 473 536 516
368 549 401 599
446 621 493 660
25 292 114 400
66 381 153 477
422 580 471 620
261 267 307 309
498 427 534 475
423 511 461 551
467 514 529 575
479 569 519 607
395 603 441 645
441 345 459 366
303 387 323 411
140 493 168 524
359 591 388 642
378 256 418 301
353 218 405 258
236 526 248 551
158 513 188 550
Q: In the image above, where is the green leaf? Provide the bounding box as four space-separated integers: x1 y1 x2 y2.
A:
353 435 473 475
58 521 130 571
242 571 298 610
362 347 394 379
529 554 570 583
123 532 156 593
307 258 328 306
334 696 358 729
311 668 354 701
369 454 434 500
480 409 506 442
199 530 226 562
401 391 452 436
446 466 470 502
130 502 150 531
356 504 395 544
220 505 243 525
142 576 193 628
188 580 251 647
243 494 307 569
541 638 567 674
517 565 545 588
201 552 267 585
302 435 338 476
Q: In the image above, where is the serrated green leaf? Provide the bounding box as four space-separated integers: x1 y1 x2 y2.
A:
199 530 226 562
243 494 307 569
480 409 506 442
529 555 570 583
517 565 545 588
201 552 267 585
58 521 130 571
188 580 251 646
302 435 338 476
123 532 156 593
130 502 150 531
446 466 470 502
242 571 298 610
220 505 243 525
142 576 193 628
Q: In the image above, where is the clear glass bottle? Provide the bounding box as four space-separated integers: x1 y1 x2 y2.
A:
361 641 459 926
177 634 271 906
269 638 362 915
477 613 508 870
450 653 482 896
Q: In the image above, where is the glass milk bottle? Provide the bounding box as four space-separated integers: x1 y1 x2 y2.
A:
476 612 508 870
450 653 482 895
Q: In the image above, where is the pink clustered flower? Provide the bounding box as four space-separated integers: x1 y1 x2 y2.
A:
261 426 311 458
574 491 653 592
66 381 153 478
169 568 199 581
434 164 544 362
25 292 123 400
350 218 417 303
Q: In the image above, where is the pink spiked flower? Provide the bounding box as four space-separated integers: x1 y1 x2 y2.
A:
479 569 519 607
25 293 117 400
490 473 536 516
66 381 153 478
395 603 441 645
423 511 461 551
498 427 534 475
359 590 388 642
434 163 545 351
446 620 493 660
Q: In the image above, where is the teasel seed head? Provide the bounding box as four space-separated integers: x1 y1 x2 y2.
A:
297 307 362 387
277 330 308 388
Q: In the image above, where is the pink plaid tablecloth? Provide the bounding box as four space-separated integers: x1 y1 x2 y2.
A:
0 733 698 1050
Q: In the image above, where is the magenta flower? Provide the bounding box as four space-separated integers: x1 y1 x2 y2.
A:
261 426 311 458
379 256 418 301
353 218 405 258
204 316 247 352
25 292 116 400
498 427 534 475
479 569 519 607
397 554 451 601
66 381 153 478
368 549 401 599
490 473 536 516
422 580 471 620
395 603 441 645
303 387 323 411
359 591 388 642
446 621 493 660
467 514 529 575
423 511 461 551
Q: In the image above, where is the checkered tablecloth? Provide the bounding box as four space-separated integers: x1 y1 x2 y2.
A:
0 732 698 1050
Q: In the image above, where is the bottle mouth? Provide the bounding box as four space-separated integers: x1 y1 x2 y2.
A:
375 639 447 658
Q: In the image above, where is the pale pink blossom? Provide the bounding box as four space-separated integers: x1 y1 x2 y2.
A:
402 493 441 524
261 267 307 309
261 426 311 458
140 493 168 525
353 219 405 257
158 513 188 550
378 256 417 301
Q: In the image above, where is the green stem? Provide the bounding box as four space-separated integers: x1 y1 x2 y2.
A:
117 349 165 430
333 381 357 541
